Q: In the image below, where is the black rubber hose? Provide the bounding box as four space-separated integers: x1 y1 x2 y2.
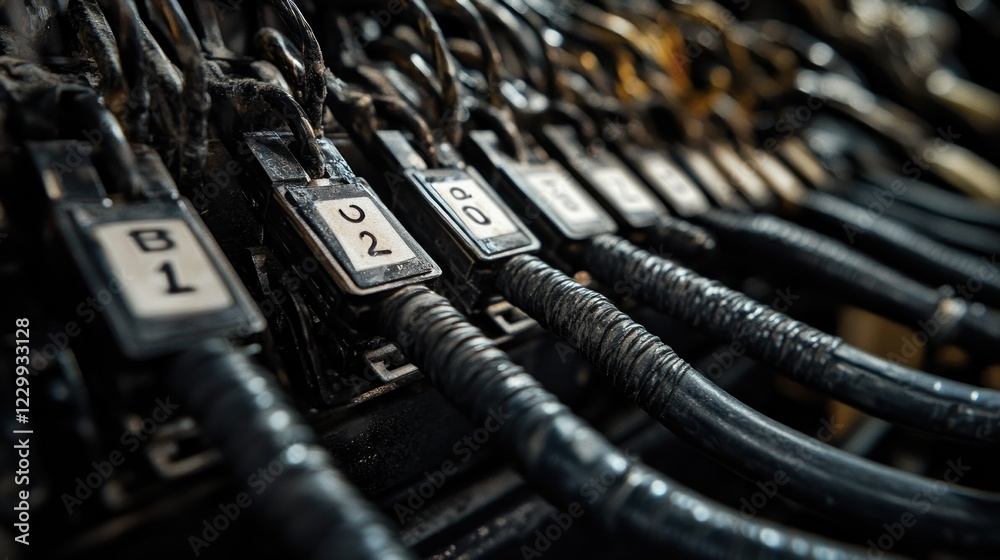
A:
97 0 149 140
496 255 1000 551
168 341 414 560
146 0 209 186
584 234 1000 444
648 216 717 261
377 286 867 560
797 190 1000 308
206 68 325 178
261 0 327 134
68 0 127 119
862 171 1000 231
839 186 1000 256
694 209 1000 358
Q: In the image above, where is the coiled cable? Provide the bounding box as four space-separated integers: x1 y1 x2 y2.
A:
796 190 1000 308
583 233 1000 445
377 285 869 559
694 208 1000 358
497 254 1000 550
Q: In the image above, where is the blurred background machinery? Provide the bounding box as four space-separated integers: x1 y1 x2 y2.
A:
1 1 1000 559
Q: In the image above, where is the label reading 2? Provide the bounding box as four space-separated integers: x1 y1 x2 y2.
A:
315 197 415 272
92 219 233 318
429 178 519 239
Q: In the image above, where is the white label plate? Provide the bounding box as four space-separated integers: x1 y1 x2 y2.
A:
314 197 415 272
93 219 233 318
640 154 711 216
681 149 742 208
429 178 520 239
590 166 664 216
520 166 606 227
749 149 806 202
711 144 773 205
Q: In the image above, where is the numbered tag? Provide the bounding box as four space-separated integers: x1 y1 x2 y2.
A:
709 143 774 207
747 149 807 203
429 178 519 238
675 147 748 210
58 200 265 358
92 220 234 317
637 152 711 216
244 131 440 296
589 166 667 228
777 138 830 188
537 125 667 229
282 184 440 295
514 164 617 240
314 197 416 271
410 169 539 260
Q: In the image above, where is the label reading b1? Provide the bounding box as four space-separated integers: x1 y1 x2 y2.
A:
92 219 234 318
314 197 416 272
429 178 519 239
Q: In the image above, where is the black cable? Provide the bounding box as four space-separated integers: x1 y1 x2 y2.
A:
838 185 1000 256
694 208 1000 359
206 63 325 177
496 254 1000 550
583 233 1000 444
377 285 869 560
144 0 209 186
255 27 306 90
647 216 718 260
168 341 414 560
66 88 147 198
861 171 1000 232
336 0 464 146
96 0 149 140
68 0 127 121
261 0 326 134
427 0 529 160
796 190 1000 308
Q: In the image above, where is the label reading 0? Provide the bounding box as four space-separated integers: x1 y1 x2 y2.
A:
429 178 520 239
92 219 234 318
314 197 416 272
